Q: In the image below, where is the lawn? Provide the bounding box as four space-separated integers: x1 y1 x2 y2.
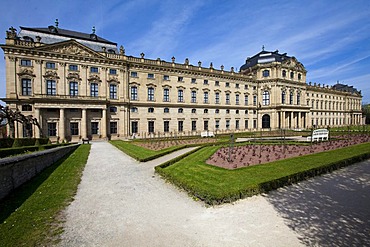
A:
156 142 370 205
0 144 91 246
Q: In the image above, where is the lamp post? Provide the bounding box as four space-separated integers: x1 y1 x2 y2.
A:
228 133 234 162
258 103 262 158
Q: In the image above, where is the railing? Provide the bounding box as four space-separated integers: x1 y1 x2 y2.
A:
15 40 35 47
33 94 108 101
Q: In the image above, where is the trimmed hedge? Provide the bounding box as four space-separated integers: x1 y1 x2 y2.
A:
155 142 370 205
0 143 71 158
0 138 49 148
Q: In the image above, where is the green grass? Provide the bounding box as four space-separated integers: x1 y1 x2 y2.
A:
156 142 370 205
110 140 187 161
0 144 91 246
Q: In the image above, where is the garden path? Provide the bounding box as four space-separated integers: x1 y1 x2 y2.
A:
59 141 370 246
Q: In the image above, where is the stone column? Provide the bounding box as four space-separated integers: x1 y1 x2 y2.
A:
101 108 107 138
34 108 40 138
59 108 65 141
81 109 87 139
298 112 301 128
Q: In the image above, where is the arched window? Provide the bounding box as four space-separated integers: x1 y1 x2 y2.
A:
262 114 270 129
204 109 208 114
282 70 286 77
298 73 302 80
290 72 294 79
148 107 154 113
297 93 301 105
281 91 286 104
215 109 219 114
236 110 239 114
290 91 294 104
262 91 270 105
262 70 270 77
164 107 169 113
178 108 183 113
191 108 196 113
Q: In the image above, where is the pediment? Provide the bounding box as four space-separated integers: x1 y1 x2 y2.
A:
36 40 106 58
282 57 306 72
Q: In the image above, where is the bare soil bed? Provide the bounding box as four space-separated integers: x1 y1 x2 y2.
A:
134 137 218 150
206 135 370 169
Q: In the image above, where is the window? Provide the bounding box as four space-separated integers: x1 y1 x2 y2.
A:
226 93 230 104
204 109 208 114
253 86 257 90
245 95 249 105
298 73 302 80
282 91 286 104
148 107 154 113
262 91 270 106
110 84 117 99
110 107 117 113
46 80 56 96
148 121 154 133
297 93 301 105
178 108 183 113
236 120 239 129
236 83 240 88
91 122 99 135
22 78 32 96
131 121 138 134
282 70 286 77
215 81 220 86
163 88 170 102
191 91 197 103
131 86 138 100
21 59 32 66
290 71 294 79
226 120 230 129
204 120 209 131
131 71 138 77
253 119 257 129
178 76 183 82
245 110 248 114
69 81 78 96
163 75 170 81
236 110 239 114
191 78 196 84
109 69 117 75
192 121 197 131
90 67 98 73
148 73 154 79
262 70 270 77
178 121 183 132
69 64 78 71
164 107 169 113
204 79 208 85
215 120 220 129
178 89 184 102
46 62 55 69
225 82 230 87
148 87 154 101
131 107 138 113
236 94 240 105
47 123 57 136
245 120 249 129
70 122 79 135
204 92 209 103
191 109 196 113
90 83 98 97
164 121 169 132
226 109 230 114
290 91 294 104
215 109 219 114
22 104 32 111
110 122 117 134
215 92 220 104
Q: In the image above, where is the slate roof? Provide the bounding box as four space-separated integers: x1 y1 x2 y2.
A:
240 50 291 71
20 26 117 45
332 83 361 94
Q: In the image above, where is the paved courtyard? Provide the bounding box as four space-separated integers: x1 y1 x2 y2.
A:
59 142 370 247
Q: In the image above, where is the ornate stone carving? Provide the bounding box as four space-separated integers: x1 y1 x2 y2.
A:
88 74 101 82
66 72 81 81
6 27 17 39
17 68 35 77
43 70 60 79
46 44 93 57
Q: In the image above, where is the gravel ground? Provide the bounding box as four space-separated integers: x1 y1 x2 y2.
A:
59 142 370 247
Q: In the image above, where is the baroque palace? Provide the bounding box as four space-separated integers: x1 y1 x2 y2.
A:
1 23 363 141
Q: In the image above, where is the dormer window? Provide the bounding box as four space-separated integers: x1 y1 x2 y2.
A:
298 73 302 80
290 72 294 79
262 70 270 77
108 49 115 54
23 36 34 42
282 70 286 77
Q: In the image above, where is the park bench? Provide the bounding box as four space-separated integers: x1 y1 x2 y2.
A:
201 131 215 138
82 138 90 144
307 129 329 142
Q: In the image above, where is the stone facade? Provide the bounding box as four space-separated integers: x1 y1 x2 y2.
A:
1 25 363 141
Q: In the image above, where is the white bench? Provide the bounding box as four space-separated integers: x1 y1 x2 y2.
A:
307 129 329 142
201 131 215 138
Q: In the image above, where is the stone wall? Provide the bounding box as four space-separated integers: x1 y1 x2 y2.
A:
0 144 80 200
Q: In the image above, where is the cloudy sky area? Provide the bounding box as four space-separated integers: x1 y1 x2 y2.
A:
1 0 370 103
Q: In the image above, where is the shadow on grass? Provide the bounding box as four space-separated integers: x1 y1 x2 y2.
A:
265 159 370 246
0 155 68 223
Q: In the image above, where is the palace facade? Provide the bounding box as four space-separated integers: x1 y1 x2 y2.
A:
1 24 363 141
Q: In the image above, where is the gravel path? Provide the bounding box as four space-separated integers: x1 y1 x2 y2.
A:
59 142 370 246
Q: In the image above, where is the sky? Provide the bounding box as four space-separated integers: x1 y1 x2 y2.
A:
1 0 370 104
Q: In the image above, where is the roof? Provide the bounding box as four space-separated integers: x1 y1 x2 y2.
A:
20 26 117 46
332 83 361 94
240 50 291 71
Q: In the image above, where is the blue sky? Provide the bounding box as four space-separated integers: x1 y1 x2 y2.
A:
1 0 370 103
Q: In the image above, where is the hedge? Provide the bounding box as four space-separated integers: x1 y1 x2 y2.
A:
0 138 49 149
0 143 71 158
